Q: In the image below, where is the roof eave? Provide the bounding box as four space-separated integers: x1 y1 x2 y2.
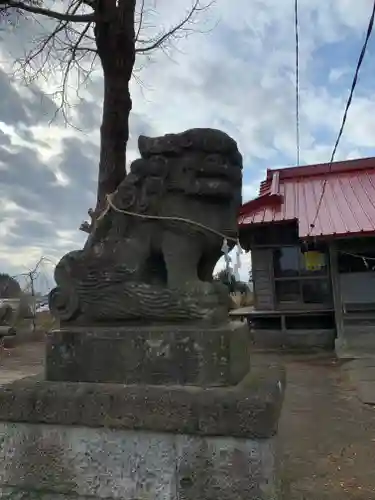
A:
239 193 283 217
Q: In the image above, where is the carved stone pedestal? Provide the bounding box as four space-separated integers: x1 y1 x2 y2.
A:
0 364 285 500
45 322 250 386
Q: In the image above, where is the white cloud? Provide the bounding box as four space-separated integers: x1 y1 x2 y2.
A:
242 183 261 203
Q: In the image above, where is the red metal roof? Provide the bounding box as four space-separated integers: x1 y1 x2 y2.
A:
239 157 375 239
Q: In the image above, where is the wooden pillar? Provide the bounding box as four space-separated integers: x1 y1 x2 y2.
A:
252 248 275 311
328 241 343 340
280 314 286 333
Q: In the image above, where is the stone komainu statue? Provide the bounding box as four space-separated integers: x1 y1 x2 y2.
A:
49 128 243 325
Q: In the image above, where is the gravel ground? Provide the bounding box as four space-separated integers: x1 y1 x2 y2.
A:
263 352 375 499
2 343 375 498
0 341 44 385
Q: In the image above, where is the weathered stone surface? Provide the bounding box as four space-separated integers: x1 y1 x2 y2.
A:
0 365 285 439
45 321 250 386
0 423 281 500
49 128 243 325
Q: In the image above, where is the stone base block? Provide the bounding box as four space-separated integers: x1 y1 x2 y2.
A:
0 366 285 500
45 321 250 386
0 424 280 500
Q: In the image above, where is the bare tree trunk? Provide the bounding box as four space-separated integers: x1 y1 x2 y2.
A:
95 0 136 211
97 75 132 209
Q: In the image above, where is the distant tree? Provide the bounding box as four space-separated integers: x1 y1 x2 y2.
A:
0 273 22 298
0 0 214 214
235 281 249 294
214 268 237 293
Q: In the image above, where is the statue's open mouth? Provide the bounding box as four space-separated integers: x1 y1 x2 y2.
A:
187 164 242 198
187 177 235 198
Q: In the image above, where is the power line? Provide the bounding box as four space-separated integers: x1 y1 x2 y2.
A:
309 0 375 235
294 0 300 166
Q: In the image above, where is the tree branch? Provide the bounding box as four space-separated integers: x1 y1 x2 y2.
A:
135 0 145 43
11 0 96 128
2 0 94 22
135 0 214 54
7 0 215 133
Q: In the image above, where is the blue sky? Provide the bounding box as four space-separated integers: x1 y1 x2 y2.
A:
0 0 375 287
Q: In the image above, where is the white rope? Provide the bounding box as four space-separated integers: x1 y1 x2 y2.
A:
221 238 232 274
233 242 243 281
84 193 244 277
100 192 240 243
339 250 375 261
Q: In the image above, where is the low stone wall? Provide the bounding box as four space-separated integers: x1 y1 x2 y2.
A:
251 327 335 351
336 325 375 358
